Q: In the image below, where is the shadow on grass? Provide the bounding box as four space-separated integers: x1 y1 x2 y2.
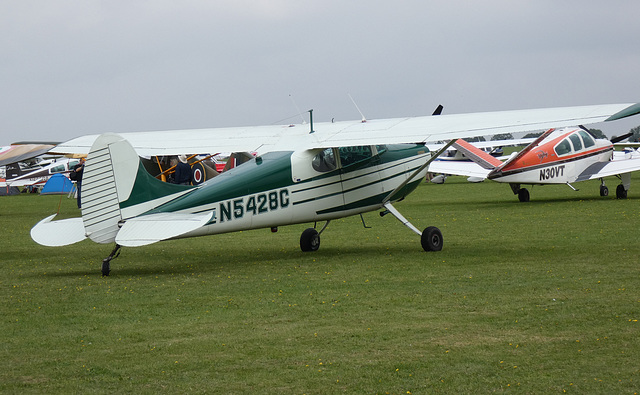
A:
435 194 639 209
38 240 444 279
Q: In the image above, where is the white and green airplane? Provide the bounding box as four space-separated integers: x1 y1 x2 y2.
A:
31 103 640 275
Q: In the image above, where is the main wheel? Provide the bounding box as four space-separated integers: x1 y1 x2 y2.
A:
616 184 627 199
518 188 530 202
600 185 609 197
421 226 443 252
300 228 320 252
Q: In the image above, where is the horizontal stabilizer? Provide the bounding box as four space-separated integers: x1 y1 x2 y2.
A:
115 211 213 247
451 139 503 169
31 214 87 247
428 160 492 179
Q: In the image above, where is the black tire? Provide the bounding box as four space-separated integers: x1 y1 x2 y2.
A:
101 259 111 277
300 228 320 252
421 226 443 252
600 185 609 197
518 188 530 202
616 184 627 199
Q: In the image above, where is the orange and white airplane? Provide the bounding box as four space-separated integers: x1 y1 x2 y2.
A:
428 127 640 201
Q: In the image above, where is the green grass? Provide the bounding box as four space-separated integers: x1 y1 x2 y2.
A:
2 177 640 393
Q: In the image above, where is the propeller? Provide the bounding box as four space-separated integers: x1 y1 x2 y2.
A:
610 132 634 144
579 125 633 144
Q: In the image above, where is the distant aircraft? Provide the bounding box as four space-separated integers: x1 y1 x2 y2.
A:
1 157 81 188
428 126 640 201
31 102 640 275
0 143 74 189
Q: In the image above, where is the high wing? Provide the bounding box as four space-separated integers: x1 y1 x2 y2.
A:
0 144 55 167
50 103 640 156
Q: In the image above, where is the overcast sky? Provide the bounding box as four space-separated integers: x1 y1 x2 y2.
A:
2 0 640 146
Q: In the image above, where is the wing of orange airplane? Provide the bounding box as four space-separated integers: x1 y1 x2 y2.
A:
49 103 640 156
575 153 640 181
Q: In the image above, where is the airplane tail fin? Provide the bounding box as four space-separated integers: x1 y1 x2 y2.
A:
32 134 194 247
451 139 504 169
488 128 555 177
4 162 24 180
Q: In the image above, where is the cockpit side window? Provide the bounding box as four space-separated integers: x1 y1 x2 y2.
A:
312 148 337 173
338 146 372 167
554 139 573 156
578 130 595 148
569 134 582 151
50 164 66 173
375 145 388 155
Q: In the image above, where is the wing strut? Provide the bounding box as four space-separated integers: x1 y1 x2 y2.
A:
382 139 456 204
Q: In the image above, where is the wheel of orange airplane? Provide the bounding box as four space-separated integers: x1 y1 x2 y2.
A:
518 188 530 202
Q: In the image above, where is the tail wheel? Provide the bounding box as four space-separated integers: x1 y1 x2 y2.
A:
616 184 627 199
518 188 530 202
421 226 443 252
300 228 320 252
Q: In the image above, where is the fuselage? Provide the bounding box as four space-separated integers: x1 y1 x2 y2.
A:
4 158 80 187
487 128 613 184
129 144 430 238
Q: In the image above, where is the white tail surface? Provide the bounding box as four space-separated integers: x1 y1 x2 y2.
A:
115 211 213 247
81 134 139 244
30 214 87 246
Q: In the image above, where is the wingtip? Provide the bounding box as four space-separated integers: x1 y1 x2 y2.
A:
605 103 640 122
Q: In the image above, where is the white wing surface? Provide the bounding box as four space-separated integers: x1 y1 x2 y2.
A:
51 103 640 156
576 156 640 181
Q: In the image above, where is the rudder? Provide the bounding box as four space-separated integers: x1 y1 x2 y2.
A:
81 134 193 244
81 134 139 243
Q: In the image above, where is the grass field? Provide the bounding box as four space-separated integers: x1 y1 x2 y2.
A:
2 176 639 393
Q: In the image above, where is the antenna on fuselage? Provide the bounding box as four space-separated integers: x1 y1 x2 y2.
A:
289 94 306 124
348 93 367 122
308 109 315 134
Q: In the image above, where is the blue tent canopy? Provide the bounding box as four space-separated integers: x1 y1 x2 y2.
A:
41 173 74 195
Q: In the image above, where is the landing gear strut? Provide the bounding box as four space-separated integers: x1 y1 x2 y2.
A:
102 244 121 276
382 202 444 252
